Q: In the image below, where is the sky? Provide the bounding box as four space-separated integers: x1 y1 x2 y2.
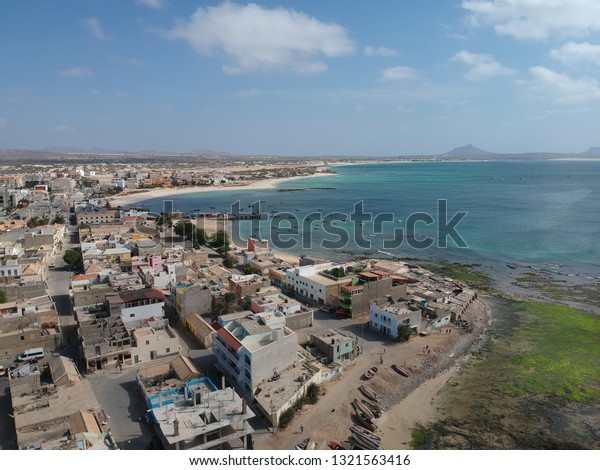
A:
2 0 600 156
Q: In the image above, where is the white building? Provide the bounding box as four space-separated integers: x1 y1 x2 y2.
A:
369 297 422 339
213 315 298 399
106 288 165 326
285 263 350 304
132 320 180 364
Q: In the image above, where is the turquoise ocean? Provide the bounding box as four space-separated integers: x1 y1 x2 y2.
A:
139 160 600 281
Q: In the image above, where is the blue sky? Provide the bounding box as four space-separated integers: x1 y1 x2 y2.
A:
2 0 600 156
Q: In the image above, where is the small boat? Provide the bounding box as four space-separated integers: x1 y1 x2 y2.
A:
359 385 380 402
296 438 310 450
350 425 381 450
391 364 410 377
361 399 382 418
329 441 344 450
363 370 374 380
353 399 375 420
355 411 377 432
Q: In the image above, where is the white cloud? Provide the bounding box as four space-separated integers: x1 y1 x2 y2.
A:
0 117 7 127
462 0 600 40
525 66 600 104
550 41 600 65
451 50 515 80
115 91 128 98
58 67 93 78
136 0 167 9
84 18 108 41
163 2 354 74
381 66 418 80
364 46 398 57
353 104 366 112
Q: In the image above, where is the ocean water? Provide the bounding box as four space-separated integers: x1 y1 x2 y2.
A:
139 160 600 279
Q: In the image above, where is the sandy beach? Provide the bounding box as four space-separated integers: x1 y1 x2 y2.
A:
110 172 335 207
254 298 492 450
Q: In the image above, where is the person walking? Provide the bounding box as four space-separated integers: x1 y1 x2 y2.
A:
300 424 304 433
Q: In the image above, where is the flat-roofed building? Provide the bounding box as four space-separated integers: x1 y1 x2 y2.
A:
369 297 422 339
213 315 297 400
106 288 165 326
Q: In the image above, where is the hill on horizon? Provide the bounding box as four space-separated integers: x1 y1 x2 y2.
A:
442 144 496 157
581 146 600 156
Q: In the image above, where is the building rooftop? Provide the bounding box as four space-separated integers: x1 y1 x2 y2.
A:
153 387 255 449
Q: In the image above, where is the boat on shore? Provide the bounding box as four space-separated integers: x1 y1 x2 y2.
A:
352 398 375 420
391 364 410 377
363 366 378 379
359 384 380 402
355 411 377 432
361 399 382 418
350 425 381 450
329 441 344 450
296 438 309 450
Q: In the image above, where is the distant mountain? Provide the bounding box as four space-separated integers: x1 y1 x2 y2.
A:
42 146 128 154
581 147 600 156
443 144 495 157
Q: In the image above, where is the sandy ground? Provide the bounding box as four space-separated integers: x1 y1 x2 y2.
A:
254 298 492 450
110 173 334 207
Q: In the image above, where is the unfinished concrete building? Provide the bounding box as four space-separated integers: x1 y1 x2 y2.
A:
136 354 254 450
79 316 132 371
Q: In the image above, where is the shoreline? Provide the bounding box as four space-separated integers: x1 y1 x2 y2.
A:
254 297 492 450
110 172 335 207
377 298 492 449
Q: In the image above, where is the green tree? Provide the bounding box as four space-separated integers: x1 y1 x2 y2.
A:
51 213 65 224
397 324 413 342
63 249 82 269
0 290 7 303
174 222 207 247
157 212 172 228
210 230 231 255
223 253 236 269
213 292 238 316
27 216 50 228
305 383 320 405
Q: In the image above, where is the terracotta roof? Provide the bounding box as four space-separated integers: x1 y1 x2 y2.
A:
369 269 391 277
72 273 99 281
342 284 363 292
118 288 165 303
212 322 242 351
359 271 380 279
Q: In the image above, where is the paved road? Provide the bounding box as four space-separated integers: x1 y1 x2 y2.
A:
87 369 154 450
45 226 80 361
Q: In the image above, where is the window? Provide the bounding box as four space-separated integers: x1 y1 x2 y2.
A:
130 313 135 318
20 335 25 341
145 340 150 345
166 347 170 353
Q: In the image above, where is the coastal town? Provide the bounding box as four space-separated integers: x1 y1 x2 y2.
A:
0 160 487 451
